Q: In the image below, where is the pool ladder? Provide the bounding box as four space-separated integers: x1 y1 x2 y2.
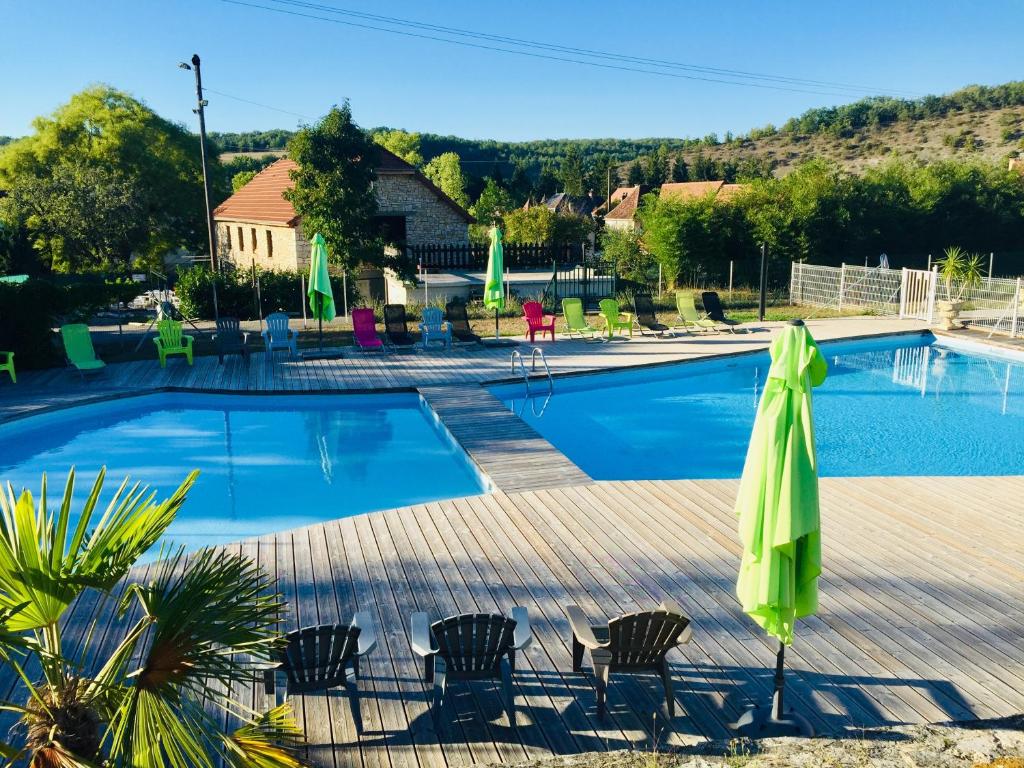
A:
511 347 554 395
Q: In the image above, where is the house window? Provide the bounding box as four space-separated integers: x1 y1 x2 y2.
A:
251 228 257 252
224 226 232 249
375 215 407 246
238 226 244 252
266 230 273 258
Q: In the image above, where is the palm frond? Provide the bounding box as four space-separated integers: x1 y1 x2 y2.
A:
106 688 217 768
222 705 307 768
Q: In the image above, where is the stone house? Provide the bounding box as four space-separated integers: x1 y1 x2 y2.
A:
212 147 473 272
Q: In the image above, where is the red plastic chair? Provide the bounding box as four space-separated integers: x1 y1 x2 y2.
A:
352 308 384 351
523 301 556 342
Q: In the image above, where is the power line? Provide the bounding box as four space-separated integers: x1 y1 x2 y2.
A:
204 87 310 120
263 0 919 98
218 0 908 99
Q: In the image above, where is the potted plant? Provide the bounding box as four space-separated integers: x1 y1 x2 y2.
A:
934 246 983 329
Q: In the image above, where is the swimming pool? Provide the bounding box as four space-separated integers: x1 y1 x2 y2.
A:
0 393 487 547
492 333 1024 479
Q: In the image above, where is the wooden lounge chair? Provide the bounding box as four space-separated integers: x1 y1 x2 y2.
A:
0 351 14 383
411 608 532 727
419 306 452 349
673 292 719 334
561 298 600 341
701 291 745 333
352 308 385 352
384 304 416 349
632 294 673 337
153 318 194 367
523 301 555 342
565 600 692 720
262 312 298 356
214 316 248 364
263 614 377 735
60 324 106 379
598 298 632 339
444 301 482 344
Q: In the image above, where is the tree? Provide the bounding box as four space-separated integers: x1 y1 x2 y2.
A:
559 145 586 196
285 103 382 271
423 152 469 207
626 161 645 186
671 156 690 182
0 468 303 766
0 86 213 273
600 228 655 285
231 169 257 191
503 206 594 245
371 128 423 166
471 178 516 221
586 153 616 199
691 152 718 181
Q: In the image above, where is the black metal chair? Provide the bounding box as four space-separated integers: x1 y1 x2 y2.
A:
444 301 483 344
566 600 692 720
411 608 531 727
632 294 673 337
264 614 377 735
214 316 249 364
383 304 416 349
700 291 744 333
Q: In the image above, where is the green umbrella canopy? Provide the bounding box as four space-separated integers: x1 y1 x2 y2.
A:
735 321 828 645
307 233 336 322
483 226 505 311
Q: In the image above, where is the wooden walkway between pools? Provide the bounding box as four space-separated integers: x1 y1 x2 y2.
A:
12 475 1022 768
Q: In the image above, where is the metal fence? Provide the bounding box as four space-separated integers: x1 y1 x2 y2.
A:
948 275 1023 337
789 262 902 315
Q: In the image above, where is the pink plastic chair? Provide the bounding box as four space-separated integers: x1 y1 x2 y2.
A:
352 308 384 352
523 301 555 342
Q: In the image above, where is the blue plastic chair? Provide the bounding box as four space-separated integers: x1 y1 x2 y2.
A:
419 307 452 350
262 312 298 357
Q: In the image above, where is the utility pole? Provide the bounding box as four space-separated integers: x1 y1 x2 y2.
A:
181 54 217 273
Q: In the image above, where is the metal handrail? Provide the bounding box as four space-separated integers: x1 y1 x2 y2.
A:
511 349 531 393
511 347 554 395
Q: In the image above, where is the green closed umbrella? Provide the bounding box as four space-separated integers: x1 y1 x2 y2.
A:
484 226 505 339
732 319 827 737
307 233 336 351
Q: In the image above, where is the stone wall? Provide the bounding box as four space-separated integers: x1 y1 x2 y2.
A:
216 222 308 272
374 175 469 245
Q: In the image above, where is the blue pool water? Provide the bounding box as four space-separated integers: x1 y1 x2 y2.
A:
0 393 486 547
492 334 1024 479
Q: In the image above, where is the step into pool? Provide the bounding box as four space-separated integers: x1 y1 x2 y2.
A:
491 333 1024 479
0 393 487 548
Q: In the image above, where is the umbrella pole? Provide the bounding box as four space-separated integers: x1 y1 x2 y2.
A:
730 641 814 738
494 308 500 339
771 641 786 720
318 293 324 352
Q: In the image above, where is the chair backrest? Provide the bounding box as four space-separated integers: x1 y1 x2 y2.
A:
383 304 408 335
157 318 183 347
279 624 361 693
265 312 290 340
445 301 472 334
430 613 517 676
676 291 701 322
562 298 586 329
598 298 620 321
523 301 545 322
60 324 97 363
701 291 726 321
421 306 444 330
217 316 242 335
606 609 691 667
351 308 377 339
632 294 657 325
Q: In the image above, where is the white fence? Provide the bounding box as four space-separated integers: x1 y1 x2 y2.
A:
790 262 1024 337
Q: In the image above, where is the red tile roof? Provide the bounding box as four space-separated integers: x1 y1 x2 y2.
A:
605 185 643 220
659 181 725 201
213 146 473 226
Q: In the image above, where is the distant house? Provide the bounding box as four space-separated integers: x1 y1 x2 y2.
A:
603 185 646 232
212 147 473 272
524 191 604 218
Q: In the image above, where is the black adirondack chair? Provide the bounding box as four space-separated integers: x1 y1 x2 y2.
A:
383 304 416 348
411 608 532 727
214 317 249 364
445 301 483 344
632 294 673 337
264 614 377 734
700 292 743 332
565 600 692 720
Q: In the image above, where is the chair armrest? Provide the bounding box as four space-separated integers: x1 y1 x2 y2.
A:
183 335 194 345
417 323 426 332
241 331 250 343
261 329 270 340
511 606 533 651
410 612 436 658
564 604 605 650
288 329 299 340
352 611 377 656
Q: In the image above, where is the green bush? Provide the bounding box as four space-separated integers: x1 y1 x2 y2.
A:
0 281 60 368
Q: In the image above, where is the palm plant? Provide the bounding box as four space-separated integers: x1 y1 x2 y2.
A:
0 468 306 767
935 245 984 303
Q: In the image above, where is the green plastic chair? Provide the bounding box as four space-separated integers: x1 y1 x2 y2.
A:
598 298 633 339
154 319 194 367
0 351 14 383
674 291 719 334
561 298 600 340
60 324 106 378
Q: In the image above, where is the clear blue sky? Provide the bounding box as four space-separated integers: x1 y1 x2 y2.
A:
2 0 1022 142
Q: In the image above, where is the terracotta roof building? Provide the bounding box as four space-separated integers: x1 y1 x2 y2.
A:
524 191 604 218
603 185 647 232
213 148 473 272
